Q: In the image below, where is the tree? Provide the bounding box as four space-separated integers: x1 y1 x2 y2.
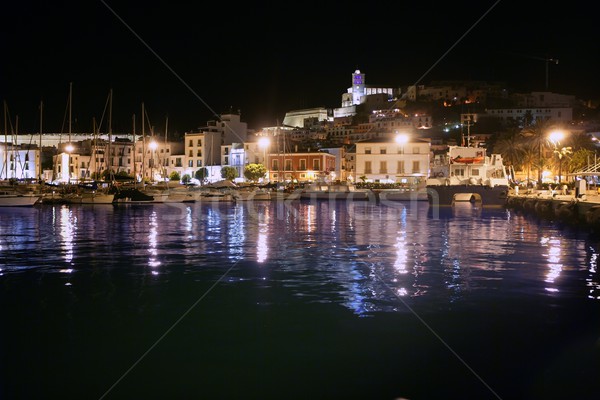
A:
492 131 525 182
244 163 266 182
521 120 556 188
181 174 192 184
553 146 572 183
169 171 181 182
221 166 238 181
195 167 208 185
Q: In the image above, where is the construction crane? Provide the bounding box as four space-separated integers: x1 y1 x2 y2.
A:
507 53 559 90
542 56 559 90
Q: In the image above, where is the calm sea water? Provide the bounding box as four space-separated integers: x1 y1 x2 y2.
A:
1 200 599 400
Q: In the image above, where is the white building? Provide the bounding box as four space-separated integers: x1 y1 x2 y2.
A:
0 143 39 181
354 136 430 187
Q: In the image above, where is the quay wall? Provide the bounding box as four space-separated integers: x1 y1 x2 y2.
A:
505 191 600 233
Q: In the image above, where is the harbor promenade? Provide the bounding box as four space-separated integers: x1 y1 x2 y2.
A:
506 188 600 230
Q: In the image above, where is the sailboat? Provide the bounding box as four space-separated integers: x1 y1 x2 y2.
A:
62 90 115 205
0 101 42 206
113 103 165 204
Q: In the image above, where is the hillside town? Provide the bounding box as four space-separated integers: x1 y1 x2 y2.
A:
2 69 600 190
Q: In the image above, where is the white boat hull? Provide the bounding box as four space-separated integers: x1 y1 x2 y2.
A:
0 194 41 207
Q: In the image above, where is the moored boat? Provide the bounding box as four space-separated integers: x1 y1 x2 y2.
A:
300 182 373 201
232 187 272 202
0 190 41 206
426 145 510 207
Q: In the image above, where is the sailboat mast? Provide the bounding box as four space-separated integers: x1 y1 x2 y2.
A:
88 117 100 180
132 114 136 180
3 101 7 180
39 100 43 181
141 103 146 182
108 88 113 181
68 82 72 146
163 115 168 179
14 115 18 178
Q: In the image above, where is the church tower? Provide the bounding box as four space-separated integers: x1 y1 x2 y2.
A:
351 69 365 105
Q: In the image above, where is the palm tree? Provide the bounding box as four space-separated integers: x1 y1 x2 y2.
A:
492 131 525 182
553 146 572 184
521 120 557 188
521 147 538 187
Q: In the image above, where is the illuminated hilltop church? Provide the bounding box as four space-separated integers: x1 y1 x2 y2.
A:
282 69 401 127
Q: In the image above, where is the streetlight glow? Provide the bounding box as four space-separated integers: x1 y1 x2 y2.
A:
395 133 409 145
549 130 564 144
548 130 568 185
258 137 270 183
149 140 158 182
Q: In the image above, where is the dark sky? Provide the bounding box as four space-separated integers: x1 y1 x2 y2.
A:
1 1 598 134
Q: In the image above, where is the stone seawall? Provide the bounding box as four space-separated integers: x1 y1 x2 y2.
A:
506 193 600 233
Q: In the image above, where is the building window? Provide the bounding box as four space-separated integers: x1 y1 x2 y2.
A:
312 159 320 170
365 147 371 154
365 161 372 174
380 161 387 174
299 159 307 170
197 160 202 167
380 148 386 154
189 140 193 147
188 160 193 167
224 156 228 165
197 139 202 146
285 159 292 171
272 159 279 171
397 161 405 174
412 147 420 154
412 161 419 173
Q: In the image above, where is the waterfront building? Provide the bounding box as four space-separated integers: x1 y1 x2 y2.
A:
0 142 39 181
267 148 337 183
182 131 221 182
354 136 431 187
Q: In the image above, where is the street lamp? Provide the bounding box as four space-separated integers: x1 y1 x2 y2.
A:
549 130 565 184
258 137 270 183
65 144 74 184
149 140 158 182
395 133 409 153
395 133 409 184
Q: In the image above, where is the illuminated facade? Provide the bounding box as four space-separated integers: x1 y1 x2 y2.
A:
0 143 39 180
354 137 430 185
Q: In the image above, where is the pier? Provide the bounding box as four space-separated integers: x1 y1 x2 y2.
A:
506 189 600 231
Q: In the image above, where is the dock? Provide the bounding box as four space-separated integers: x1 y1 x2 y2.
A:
506 189 600 231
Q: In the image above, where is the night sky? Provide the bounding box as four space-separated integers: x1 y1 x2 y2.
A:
1 1 598 135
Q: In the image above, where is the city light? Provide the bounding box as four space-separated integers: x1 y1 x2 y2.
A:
258 137 270 183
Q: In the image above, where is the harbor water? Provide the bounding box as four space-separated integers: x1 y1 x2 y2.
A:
1 200 599 399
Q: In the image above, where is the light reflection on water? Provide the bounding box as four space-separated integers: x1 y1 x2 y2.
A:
0 201 598 309
1 201 600 399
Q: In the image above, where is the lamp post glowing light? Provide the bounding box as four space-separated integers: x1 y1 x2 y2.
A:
258 137 270 183
395 133 409 153
149 140 158 182
65 144 74 183
549 130 565 184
